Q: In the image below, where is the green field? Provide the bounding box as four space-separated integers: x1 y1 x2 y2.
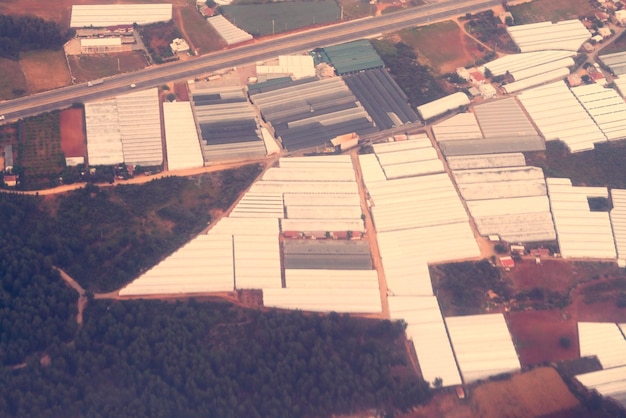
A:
508 0 597 24
221 1 341 36
0 57 28 99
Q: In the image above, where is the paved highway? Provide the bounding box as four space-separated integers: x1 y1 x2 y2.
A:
0 0 500 120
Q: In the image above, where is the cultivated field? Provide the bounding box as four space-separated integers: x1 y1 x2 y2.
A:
507 310 578 367
221 1 341 37
68 52 149 82
470 367 583 418
18 112 65 188
59 108 86 159
0 57 28 100
397 21 488 74
176 7 225 54
570 275 626 322
20 50 71 93
508 0 597 24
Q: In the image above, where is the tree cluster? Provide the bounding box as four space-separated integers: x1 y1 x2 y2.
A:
0 300 431 417
371 40 447 108
0 14 70 60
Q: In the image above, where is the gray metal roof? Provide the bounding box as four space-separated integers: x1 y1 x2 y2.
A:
283 240 373 270
473 97 538 138
439 135 545 156
322 40 384 75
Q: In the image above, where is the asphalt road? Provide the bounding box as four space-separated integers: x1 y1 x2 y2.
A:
0 0 500 120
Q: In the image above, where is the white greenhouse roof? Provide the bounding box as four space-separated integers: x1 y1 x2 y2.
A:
81 37 121 47
610 189 626 264
388 296 462 387
517 81 606 153
284 269 379 289
571 84 626 141
417 92 470 120
119 234 235 296
233 235 281 289
510 57 574 82
207 15 253 46
162 102 204 171
503 67 570 94
575 366 626 409
117 88 163 166
70 4 172 27
262 288 382 313
446 153 526 170
483 50 575 77
230 192 285 219
446 314 520 383
473 97 538 138
431 112 483 142
210 217 280 236
507 20 591 52
280 218 365 233
85 100 124 166
578 322 626 369
614 78 626 98
283 192 360 207
547 178 616 259
257 55 316 80
359 154 387 184
599 51 626 77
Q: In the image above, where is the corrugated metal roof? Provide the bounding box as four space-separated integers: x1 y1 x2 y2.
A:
389 296 462 387
70 4 172 27
473 97 537 138
507 20 590 52
446 153 526 170
571 84 626 141
599 51 626 77
321 40 384 75
117 88 163 166
578 322 626 369
439 136 545 156
517 81 606 153
207 15 252 45
257 55 316 80
85 100 124 166
446 314 520 383
432 112 483 142
547 178 616 259
611 189 626 264
284 269 379 289
262 288 382 313
162 102 204 171
503 67 570 94
483 50 575 76
417 92 470 120
576 366 626 410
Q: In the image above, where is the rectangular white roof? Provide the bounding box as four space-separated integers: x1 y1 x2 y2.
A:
432 112 483 142
117 88 163 166
234 235 282 289
85 100 124 166
389 296 462 387
575 366 626 409
446 314 520 383
503 67 570 94
257 55 316 80
578 322 626 369
446 153 526 170
207 15 253 46
473 97 538 138
571 84 626 141
417 92 470 120
507 20 590 52
70 4 172 28
162 102 204 171
280 218 365 233
610 189 626 264
284 269 379 289
262 288 382 313
518 81 606 153
483 50 575 76
547 178 616 259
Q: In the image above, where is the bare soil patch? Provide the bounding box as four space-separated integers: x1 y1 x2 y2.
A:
505 258 579 293
60 108 86 158
20 50 71 93
506 310 578 367
176 6 226 55
174 82 189 101
68 52 148 82
0 57 27 100
470 367 582 418
406 391 472 418
569 276 626 323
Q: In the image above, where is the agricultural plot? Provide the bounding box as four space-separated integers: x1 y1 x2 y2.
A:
68 52 148 83
463 10 518 53
139 21 184 63
397 21 488 74
0 57 28 100
508 0 596 25
20 50 71 93
221 1 340 37
177 7 225 54
17 112 65 188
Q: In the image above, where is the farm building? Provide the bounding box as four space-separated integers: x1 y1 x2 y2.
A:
570 84 626 141
483 50 575 77
517 81 606 153
248 77 377 151
506 20 591 52
116 88 163 166
256 55 316 80
342 68 420 130
3 145 13 172
80 37 128 54
84 100 124 166
431 113 483 142
206 15 253 46
453 166 556 242
610 189 626 266
547 178 616 259
445 314 521 383
575 366 626 410
578 322 626 369
417 92 470 121
388 296 462 388
283 241 372 270
446 153 527 171
70 4 172 28
162 102 204 171
599 51 626 77
170 38 190 54
318 40 384 75
190 84 267 163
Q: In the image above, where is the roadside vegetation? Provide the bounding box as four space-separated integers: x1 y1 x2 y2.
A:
507 0 597 25
462 10 518 54
139 21 184 63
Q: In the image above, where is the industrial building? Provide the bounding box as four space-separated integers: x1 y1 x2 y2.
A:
446 314 521 383
256 55 316 80
70 4 172 28
547 178 616 259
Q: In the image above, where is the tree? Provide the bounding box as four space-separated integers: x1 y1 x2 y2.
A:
559 336 571 349
433 377 443 388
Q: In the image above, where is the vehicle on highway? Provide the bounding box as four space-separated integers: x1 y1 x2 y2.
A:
87 79 104 87
0 115 5 120
130 84 136 88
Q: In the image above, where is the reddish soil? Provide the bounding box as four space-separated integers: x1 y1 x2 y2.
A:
506 310 579 367
59 108 86 158
68 52 148 82
174 82 189 101
568 277 626 323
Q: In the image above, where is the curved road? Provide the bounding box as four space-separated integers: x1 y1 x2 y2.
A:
0 0 499 120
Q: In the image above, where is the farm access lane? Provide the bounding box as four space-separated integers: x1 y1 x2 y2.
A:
0 0 501 120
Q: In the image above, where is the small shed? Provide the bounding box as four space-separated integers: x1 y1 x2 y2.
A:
4 145 13 172
499 256 515 269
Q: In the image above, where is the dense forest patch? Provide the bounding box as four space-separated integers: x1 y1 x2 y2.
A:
0 14 70 60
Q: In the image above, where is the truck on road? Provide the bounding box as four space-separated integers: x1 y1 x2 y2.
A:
87 79 104 87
